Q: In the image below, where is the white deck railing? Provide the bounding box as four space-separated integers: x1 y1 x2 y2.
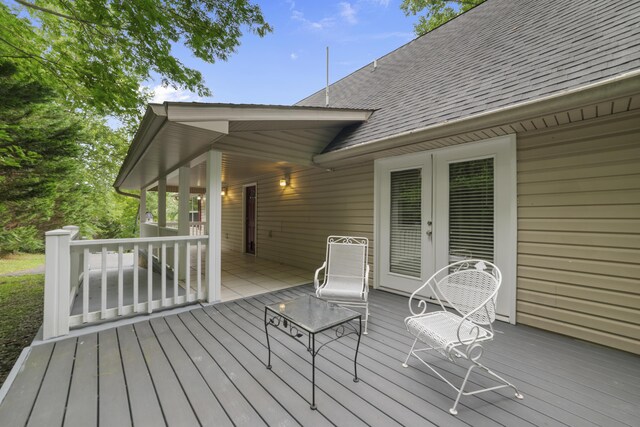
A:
143 221 206 237
44 227 208 339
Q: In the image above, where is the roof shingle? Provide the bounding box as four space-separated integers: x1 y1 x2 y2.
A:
296 0 640 153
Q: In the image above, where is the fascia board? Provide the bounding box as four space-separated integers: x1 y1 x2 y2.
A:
114 105 167 188
166 103 373 123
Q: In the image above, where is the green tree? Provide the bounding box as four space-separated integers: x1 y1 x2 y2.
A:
1 0 272 126
0 60 82 253
400 0 485 36
0 59 139 254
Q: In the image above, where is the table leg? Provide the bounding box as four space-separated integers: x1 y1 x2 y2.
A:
311 332 317 410
264 308 272 370
353 315 362 383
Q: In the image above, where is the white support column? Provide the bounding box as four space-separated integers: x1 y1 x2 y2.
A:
43 229 71 339
158 177 167 228
139 187 147 230
206 150 222 303
178 166 191 236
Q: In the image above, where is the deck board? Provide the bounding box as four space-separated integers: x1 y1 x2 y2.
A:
149 317 234 427
64 334 98 427
1 284 639 426
98 329 132 427
134 321 199 426
0 344 53 427
116 324 165 427
27 338 76 426
186 309 298 427
166 313 265 427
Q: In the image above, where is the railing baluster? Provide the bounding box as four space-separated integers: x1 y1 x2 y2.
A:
101 247 107 319
63 235 207 332
133 244 139 312
118 245 124 316
83 248 90 323
161 243 167 306
197 240 202 300
185 242 191 302
147 243 153 313
173 243 179 300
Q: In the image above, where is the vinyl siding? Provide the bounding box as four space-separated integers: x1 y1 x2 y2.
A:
516 112 640 354
221 163 374 280
220 112 640 355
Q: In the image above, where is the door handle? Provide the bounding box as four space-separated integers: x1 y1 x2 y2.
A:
426 220 433 237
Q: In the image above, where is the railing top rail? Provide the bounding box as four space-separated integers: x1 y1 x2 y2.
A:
70 235 208 247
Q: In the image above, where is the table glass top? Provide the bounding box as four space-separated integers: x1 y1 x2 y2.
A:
265 295 360 333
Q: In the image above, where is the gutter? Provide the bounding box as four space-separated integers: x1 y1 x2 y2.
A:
312 70 640 165
115 187 140 199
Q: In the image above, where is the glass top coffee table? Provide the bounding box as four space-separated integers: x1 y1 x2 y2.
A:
264 294 362 410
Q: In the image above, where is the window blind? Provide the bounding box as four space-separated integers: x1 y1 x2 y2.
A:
390 169 422 277
449 158 494 263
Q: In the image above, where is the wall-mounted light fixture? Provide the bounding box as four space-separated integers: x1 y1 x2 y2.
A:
196 195 202 201
220 186 228 196
279 174 290 188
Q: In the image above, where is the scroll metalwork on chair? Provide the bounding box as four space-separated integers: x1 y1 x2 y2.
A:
402 259 523 415
314 236 370 334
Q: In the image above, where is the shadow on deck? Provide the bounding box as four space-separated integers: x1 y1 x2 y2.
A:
1 284 638 426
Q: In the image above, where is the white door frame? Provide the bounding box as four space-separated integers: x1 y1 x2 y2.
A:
374 136 517 323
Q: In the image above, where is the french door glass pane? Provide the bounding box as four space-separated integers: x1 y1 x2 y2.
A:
449 158 494 262
390 169 421 277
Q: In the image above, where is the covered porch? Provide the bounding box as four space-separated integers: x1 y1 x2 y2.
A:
41 103 372 339
1 284 638 426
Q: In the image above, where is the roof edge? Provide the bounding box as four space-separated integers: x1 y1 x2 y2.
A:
114 105 168 189
313 70 640 165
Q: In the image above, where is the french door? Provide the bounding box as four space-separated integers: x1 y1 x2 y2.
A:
375 136 516 322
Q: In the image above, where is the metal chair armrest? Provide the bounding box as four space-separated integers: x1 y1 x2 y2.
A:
314 261 327 289
363 264 370 294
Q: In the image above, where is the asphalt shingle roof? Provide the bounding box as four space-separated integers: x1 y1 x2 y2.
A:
296 0 640 153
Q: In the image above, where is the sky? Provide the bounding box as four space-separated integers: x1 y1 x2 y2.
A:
149 0 418 106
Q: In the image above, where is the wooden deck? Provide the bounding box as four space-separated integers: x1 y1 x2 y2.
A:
1 284 638 426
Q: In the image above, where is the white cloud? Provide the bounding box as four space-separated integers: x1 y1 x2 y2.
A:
290 52 298 60
291 7 335 31
146 84 203 103
339 2 358 24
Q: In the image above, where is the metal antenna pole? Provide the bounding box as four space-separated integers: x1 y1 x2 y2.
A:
325 46 329 107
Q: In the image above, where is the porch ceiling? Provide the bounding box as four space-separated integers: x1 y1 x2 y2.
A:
115 103 373 190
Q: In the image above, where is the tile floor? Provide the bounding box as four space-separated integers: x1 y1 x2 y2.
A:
219 251 312 301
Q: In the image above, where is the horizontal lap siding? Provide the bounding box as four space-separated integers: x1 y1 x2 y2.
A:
516 112 640 354
222 162 375 279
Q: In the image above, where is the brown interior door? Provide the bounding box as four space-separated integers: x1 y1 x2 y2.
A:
245 185 256 254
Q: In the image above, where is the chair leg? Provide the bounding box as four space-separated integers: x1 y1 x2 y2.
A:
363 303 369 335
402 337 419 368
450 364 475 415
476 361 524 400
449 358 523 415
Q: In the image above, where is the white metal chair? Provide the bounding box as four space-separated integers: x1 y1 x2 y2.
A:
402 259 523 415
314 236 370 334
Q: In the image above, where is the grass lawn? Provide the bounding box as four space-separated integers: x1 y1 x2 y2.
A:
0 275 44 387
0 253 45 275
